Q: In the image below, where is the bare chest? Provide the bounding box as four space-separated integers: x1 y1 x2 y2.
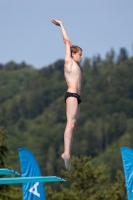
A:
64 61 81 78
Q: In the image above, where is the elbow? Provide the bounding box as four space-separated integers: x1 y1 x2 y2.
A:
64 39 70 44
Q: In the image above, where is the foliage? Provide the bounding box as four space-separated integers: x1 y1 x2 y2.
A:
0 49 133 184
0 112 22 200
0 112 9 168
45 156 127 200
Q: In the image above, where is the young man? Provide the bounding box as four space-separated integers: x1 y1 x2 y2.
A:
51 18 83 170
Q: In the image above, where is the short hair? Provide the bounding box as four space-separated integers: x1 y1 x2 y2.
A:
70 45 82 57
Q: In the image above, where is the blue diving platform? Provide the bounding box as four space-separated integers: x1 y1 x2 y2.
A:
0 176 66 184
0 168 20 175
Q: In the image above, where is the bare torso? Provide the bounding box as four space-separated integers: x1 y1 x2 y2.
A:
64 59 81 95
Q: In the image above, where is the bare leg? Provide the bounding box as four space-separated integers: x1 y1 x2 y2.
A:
70 105 80 153
61 97 79 170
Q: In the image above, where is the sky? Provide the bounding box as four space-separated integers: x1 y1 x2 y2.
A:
0 0 133 69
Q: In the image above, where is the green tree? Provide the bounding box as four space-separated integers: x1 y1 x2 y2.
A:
46 156 127 200
0 112 22 200
117 48 128 63
0 112 9 168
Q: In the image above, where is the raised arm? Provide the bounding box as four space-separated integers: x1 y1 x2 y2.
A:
51 18 71 63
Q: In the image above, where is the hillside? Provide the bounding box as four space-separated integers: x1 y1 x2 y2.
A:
0 49 133 181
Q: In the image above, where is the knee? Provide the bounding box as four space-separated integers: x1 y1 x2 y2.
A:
68 119 77 129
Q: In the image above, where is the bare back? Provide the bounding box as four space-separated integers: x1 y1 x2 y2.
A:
64 59 81 95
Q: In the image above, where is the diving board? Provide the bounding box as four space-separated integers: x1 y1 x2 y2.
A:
0 168 20 175
0 176 66 184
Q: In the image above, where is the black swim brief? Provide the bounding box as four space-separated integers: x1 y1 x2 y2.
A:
64 92 81 104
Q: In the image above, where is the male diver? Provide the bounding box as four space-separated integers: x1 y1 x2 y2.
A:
51 18 83 170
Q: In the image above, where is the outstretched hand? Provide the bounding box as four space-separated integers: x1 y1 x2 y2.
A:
51 18 62 26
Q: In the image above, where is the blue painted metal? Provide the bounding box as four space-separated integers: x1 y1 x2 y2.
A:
0 168 20 175
0 176 66 184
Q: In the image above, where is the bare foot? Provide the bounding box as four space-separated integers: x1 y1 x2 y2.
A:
61 153 71 170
